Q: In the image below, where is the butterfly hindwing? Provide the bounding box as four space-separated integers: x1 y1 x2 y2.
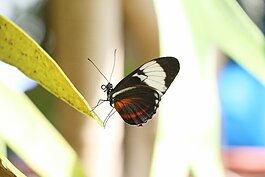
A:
108 57 179 125
111 86 160 125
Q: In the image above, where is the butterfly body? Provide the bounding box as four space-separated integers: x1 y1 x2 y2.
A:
100 57 180 126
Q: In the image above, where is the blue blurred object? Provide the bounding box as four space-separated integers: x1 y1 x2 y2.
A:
219 60 265 146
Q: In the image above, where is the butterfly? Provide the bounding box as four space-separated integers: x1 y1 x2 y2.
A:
89 56 180 126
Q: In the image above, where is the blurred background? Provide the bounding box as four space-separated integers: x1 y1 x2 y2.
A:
0 0 264 177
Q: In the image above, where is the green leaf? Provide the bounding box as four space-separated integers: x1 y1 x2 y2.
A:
0 15 103 126
182 0 265 83
0 81 86 177
0 153 26 177
0 141 6 156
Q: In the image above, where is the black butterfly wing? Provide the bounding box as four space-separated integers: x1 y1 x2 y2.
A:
109 57 180 125
112 86 160 125
113 57 179 96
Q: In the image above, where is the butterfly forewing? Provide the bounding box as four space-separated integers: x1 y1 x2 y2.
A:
113 57 179 94
109 57 179 126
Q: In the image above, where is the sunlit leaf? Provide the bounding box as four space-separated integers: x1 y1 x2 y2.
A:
0 81 86 177
0 15 103 126
0 153 26 177
182 0 265 84
0 141 6 156
152 0 265 177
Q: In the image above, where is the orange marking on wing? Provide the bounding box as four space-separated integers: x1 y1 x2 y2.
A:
115 98 133 109
121 110 145 119
114 98 146 119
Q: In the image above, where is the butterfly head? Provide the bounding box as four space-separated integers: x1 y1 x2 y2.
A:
101 82 113 94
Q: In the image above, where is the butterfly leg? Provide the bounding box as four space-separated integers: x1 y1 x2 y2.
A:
91 99 107 111
103 107 116 127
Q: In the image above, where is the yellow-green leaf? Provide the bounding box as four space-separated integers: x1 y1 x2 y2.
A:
0 15 102 126
182 0 265 84
0 81 86 177
0 153 26 177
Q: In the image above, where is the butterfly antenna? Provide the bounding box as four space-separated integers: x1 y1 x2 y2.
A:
87 58 108 82
109 49 117 82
